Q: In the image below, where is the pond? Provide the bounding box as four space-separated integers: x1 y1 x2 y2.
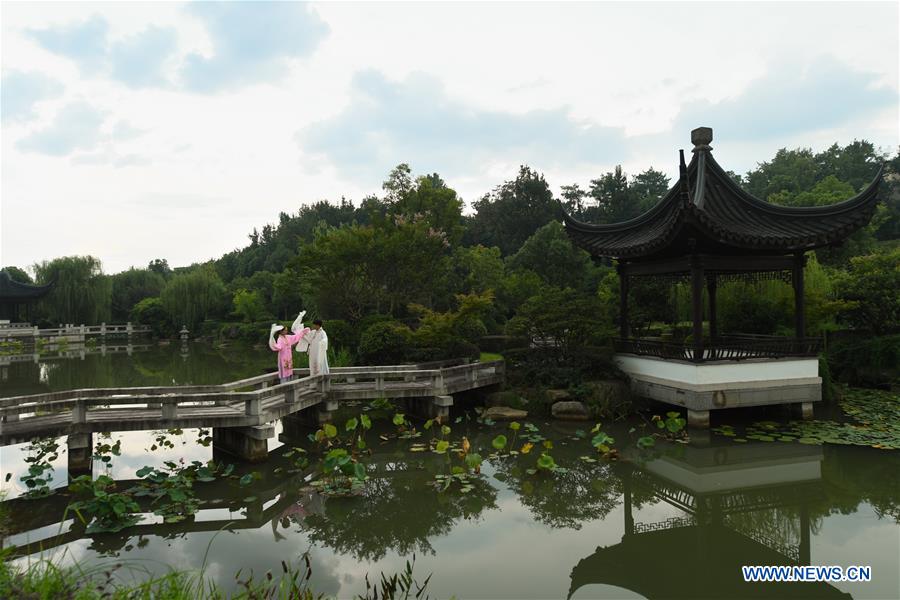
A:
1 343 899 599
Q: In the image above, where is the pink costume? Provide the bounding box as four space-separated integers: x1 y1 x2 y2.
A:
271 329 309 380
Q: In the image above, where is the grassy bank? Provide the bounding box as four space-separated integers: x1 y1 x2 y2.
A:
0 550 434 599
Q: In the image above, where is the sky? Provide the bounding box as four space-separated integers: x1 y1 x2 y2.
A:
1 1 898 274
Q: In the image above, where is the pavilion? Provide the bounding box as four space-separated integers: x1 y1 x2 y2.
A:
0 270 53 324
564 127 882 427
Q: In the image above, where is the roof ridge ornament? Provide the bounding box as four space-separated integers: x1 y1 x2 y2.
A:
691 126 713 153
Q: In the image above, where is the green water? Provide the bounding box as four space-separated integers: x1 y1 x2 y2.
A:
1 344 898 599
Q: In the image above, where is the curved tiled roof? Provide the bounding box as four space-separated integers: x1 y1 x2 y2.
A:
0 271 54 300
564 136 883 259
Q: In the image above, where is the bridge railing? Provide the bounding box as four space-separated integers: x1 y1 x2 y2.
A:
0 360 505 439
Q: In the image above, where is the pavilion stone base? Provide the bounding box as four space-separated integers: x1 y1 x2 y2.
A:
615 354 821 428
212 424 274 462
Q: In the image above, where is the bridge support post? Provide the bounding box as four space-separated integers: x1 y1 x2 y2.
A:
67 432 93 478
406 395 453 420
687 409 710 429
212 424 273 462
312 400 338 425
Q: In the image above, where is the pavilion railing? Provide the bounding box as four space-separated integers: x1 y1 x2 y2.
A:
614 335 822 362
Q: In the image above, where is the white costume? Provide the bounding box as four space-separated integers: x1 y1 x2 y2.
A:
303 328 329 376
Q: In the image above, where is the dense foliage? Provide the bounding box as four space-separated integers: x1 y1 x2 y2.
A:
5 140 897 385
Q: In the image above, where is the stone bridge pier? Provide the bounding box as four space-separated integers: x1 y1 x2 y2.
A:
67 432 93 479
212 425 273 463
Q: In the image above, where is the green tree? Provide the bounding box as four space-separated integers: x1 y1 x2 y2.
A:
835 248 900 334
745 147 819 201
588 165 636 223
147 259 172 279
507 221 599 291
768 175 855 207
232 289 268 323
159 266 228 330
465 166 562 255
33 256 112 325
1 266 32 284
110 268 166 322
630 167 671 213
130 297 172 337
450 245 505 296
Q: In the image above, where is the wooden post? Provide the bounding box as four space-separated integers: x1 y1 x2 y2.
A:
691 256 705 362
793 252 806 339
617 262 630 339
707 275 718 359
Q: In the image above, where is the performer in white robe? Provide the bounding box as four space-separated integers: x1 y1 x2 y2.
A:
301 319 329 376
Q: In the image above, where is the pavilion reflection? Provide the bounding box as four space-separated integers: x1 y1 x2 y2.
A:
569 439 851 599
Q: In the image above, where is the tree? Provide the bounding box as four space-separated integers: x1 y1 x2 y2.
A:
382 163 413 203
159 266 228 330
450 245 505 296
130 297 172 337
507 221 598 291
33 256 111 325
835 248 900 334
589 165 636 223
630 167 671 213
147 259 172 279
745 147 819 201
768 175 855 207
232 289 268 323
560 184 588 219
110 268 166 322
392 173 465 245
465 166 563 255
1 266 32 284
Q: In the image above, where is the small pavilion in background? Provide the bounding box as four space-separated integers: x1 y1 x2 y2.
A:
0 270 53 324
564 127 882 427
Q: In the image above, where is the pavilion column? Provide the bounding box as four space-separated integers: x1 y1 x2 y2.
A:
617 262 629 339
690 256 705 362
793 252 806 339
706 275 718 341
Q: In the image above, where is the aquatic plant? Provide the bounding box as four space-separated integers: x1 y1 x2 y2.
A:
711 387 900 449
68 474 143 533
19 437 60 498
313 448 367 496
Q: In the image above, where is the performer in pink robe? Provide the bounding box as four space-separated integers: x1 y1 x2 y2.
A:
269 311 310 382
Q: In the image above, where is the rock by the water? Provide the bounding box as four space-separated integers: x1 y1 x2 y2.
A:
547 389 571 402
552 400 590 421
483 406 528 420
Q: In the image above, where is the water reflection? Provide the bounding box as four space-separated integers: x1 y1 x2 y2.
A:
1 406 897 599
570 440 847 599
0 342 272 398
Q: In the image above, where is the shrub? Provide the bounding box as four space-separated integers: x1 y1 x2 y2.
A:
827 334 900 388
358 321 413 365
324 318 355 351
130 297 172 337
835 248 900 334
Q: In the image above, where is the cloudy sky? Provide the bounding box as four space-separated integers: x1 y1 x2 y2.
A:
2 1 898 274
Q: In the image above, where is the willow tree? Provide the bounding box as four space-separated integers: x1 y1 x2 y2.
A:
160 266 227 330
33 256 111 325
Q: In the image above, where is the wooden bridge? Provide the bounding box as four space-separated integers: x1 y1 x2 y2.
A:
0 359 504 469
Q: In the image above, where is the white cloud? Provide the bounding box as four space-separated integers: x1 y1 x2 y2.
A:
1 1 897 273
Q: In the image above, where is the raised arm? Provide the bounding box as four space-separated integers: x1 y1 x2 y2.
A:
290 310 307 334
268 324 281 351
